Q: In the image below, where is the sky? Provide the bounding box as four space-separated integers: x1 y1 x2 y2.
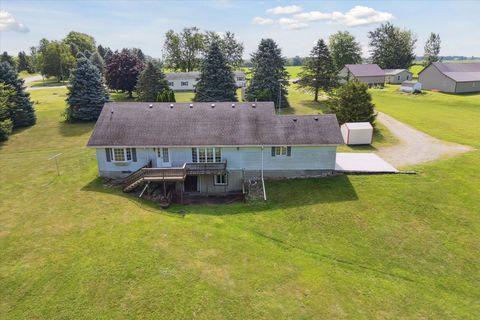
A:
1 0 480 59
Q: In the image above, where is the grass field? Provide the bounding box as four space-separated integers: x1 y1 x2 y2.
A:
18 71 39 79
28 77 67 88
1 86 479 318
408 64 424 78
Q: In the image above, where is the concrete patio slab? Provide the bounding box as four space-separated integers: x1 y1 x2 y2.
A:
335 153 398 173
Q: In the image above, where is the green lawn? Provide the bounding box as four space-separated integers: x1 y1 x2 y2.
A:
409 64 424 78
18 71 39 79
28 77 67 88
1 87 479 319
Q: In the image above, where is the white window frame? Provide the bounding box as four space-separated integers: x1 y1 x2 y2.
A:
274 146 288 156
181 81 188 86
168 81 174 87
191 147 222 163
214 174 228 186
112 148 132 162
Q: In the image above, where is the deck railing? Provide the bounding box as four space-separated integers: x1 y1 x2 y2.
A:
185 161 227 174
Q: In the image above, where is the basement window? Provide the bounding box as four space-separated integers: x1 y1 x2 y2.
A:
214 174 227 186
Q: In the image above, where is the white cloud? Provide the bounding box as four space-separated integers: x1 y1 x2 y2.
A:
294 6 394 27
252 16 274 25
278 18 308 30
0 10 29 33
267 5 302 15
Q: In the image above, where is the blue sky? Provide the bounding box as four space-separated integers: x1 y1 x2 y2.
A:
1 0 479 58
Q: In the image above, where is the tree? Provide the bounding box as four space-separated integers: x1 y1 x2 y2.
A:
368 23 416 69
204 31 244 69
194 42 237 102
66 57 109 121
327 80 376 125
63 31 96 55
105 51 144 97
0 52 16 68
298 39 337 102
17 51 34 73
122 48 146 62
0 62 36 128
157 90 176 102
97 45 110 60
291 56 303 66
0 83 15 141
163 27 205 71
41 41 76 80
89 51 105 75
424 33 441 66
245 39 289 108
328 31 362 71
136 61 169 101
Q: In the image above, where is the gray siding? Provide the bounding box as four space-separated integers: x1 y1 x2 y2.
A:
386 70 412 84
455 81 480 93
338 68 384 85
419 65 457 92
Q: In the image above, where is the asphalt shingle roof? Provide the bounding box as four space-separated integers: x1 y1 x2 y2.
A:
166 71 245 80
87 102 343 147
429 62 480 82
345 64 385 77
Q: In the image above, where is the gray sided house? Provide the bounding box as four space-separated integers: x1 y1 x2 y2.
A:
166 71 246 91
339 64 385 87
87 102 343 196
418 62 480 93
384 69 413 84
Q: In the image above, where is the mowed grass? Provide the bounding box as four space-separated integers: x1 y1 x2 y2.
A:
18 71 39 79
1 87 480 318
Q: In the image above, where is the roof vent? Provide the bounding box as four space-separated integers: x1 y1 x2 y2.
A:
189 103 193 108
252 103 256 108
148 103 153 108
293 118 297 122
314 117 319 121
211 103 215 108
110 107 114 114
231 103 235 108
170 103 174 108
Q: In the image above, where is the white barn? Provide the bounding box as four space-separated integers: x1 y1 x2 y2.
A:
166 71 246 91
340 122 373 145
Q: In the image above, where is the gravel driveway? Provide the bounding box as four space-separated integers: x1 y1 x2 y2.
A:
376 112 473 167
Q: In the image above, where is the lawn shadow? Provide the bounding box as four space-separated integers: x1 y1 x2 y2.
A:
81 174 359 216
58 121 94 137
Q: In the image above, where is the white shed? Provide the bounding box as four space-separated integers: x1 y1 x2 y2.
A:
400 81 422 93
340 122 373 145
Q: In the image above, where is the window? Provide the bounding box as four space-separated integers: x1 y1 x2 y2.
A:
181 81 188 86
168 81 174 87
191 147 222 163
110 148 134 162
236 77 244 81
214 174 227 185
397 76 400 80
275 146 287 156
114 148 125 161
157 148 169 162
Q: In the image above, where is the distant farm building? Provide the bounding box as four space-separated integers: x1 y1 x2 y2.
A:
166 71 246 91
339 64 385 87
418 62 480 93
384 69 413 84
400 81 422 93
340 122 373 145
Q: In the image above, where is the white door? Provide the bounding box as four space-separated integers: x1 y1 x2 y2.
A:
157 148 171 167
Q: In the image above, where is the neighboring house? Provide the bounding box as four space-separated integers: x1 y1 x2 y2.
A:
339 64 385 87
400 81 422 93
418 62 480 93
384 69 413 84
166 71 246 91
87 102 343 197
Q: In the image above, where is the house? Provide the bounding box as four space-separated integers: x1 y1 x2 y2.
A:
166 71 246 91
384 69 413 84
400 81 422 93
87 102 343 198
339 64 385 87
340 122 373 145
418 62 480 93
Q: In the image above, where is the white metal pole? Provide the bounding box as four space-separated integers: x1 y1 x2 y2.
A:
261 146 266 201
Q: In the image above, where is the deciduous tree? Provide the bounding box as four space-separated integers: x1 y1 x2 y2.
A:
17 51 34 73
105 51 144 97
63 31 96 55
194 42 237 102
424 33 441 66
41 41 76 80
328 31 362 71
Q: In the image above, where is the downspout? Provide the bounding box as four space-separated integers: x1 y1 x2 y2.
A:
261 146 267 201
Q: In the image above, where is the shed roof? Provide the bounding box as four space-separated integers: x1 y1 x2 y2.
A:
401 80 418 87
345 64 385 77
87 102 343 147
384 69 411 75
342 122 373 130
166 70 245 81
422 62 480 82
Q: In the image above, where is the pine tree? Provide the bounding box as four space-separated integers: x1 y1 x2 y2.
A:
66 57 109 121
136 61 169 101
156 90 176 102
194 41 237 102
89 51 105 75
1 52 16 68
424 33 441 66
0 83 15 141
298 39 337 102
0 62 36 128
327 80 376 125
245 39 289 108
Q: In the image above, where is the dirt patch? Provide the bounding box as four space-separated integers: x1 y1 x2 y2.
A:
376 112 474 167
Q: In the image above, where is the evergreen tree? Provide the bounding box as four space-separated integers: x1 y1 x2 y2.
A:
105 51 144 97
89 51 105 75
245 39 289 108
17 51 34 73
328 31 362 71
0 83 15 141
327 80 376 125
156 90 176 102
0 62 36 128
1 52 16 68
368 23 416 69
66 57 109 121
297 39 337 102
424 33 441 66
136 61 169 101
194 42 237 102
